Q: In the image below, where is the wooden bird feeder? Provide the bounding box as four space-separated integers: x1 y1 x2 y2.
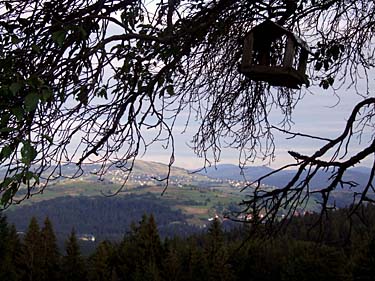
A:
240 20 310 89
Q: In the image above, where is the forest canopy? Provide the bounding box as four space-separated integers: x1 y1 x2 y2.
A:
0 0 374 222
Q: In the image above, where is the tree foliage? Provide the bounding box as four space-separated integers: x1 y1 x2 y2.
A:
116 214 163 281
5 211 374 281
40 217 60 281
0 0 375 225
20 217 44 281
0 213 22 281
61 229 87 281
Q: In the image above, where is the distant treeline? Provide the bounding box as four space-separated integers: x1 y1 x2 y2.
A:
1 205 375 281
5 193 201 240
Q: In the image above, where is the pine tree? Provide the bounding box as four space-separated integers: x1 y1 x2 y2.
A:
282 240 350 281
0 214 21 281
162 238 183 281
88 240 117 281
0 212 9 268
61 229 87 281
20 217 44 281
116 214 162 281
205 219 231 281
0 212 8 255
137 214 162 281
353 234 375 281
40 217 60 281
185 236 208 281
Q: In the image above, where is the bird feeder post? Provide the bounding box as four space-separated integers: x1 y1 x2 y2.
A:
241 33 254 69
297 49 308 74
283 35 295 68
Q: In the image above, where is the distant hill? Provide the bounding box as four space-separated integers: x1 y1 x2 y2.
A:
4 160 372 246
6 194 200 240
195 164 273 181
5 181 241 253
50 160 213 183
5 161 245 240
198 164 373 191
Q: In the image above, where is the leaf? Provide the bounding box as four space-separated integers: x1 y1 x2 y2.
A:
330 45 340 60
78 26 88 39
18 18 29 27
9 82 23 94
33 174 40 185
0 177 12 189
41 88 53 102
24 92 39 112
0 127 16 133
27 75 44 87
5 2 12 10
11 35 20 44
42 134 53 144
0 113 10 127
1 189 13 206
23 171 35 184
21 141 37 165
95 88 107 99
77 86 88 105
166 85 174 96
327 76 335 86
0 145 13 160
178 66 186 75
0 180 17 206
319 79 330 89
31 44 41 53
52 30 66 47
11 107 23 121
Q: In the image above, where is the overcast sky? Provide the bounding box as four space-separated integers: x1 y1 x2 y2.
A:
140 80 374 169
83 16 375 171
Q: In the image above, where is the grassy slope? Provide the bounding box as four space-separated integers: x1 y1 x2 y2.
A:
9 159 246 226
25 181 244 226
8 160 326 226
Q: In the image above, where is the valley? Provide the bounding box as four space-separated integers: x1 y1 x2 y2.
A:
3 160 369 244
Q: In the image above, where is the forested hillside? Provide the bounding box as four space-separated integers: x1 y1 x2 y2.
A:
1 205 375 281
6 194 200 240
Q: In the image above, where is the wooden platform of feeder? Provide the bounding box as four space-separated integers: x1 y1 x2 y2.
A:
240 65 308 89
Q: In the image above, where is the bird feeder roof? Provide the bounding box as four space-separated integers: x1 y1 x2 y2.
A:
249 20 311 53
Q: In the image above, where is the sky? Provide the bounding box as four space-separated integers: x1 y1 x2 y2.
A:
140 82 374 170
64 4 375 171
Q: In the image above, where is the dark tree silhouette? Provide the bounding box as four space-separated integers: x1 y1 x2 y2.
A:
88 241 117 281
20 217 43 281
0 0 374 225
116 214 163 281
40 217 60 281
61 229 87 281
0 214 22 281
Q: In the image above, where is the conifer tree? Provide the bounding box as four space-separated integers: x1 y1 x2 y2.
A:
20 217 43 281
0 214 21 281
117 214 162 281
162 238 183 281
88 240 117 281
0 213 9 270
61 229 87 281
184 236 208 281
282 240 350 281
353 234 375 281
205 219 232 281
7 224 23 280
40 217 60 281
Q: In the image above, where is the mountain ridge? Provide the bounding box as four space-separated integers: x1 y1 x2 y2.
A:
197 163 373 191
